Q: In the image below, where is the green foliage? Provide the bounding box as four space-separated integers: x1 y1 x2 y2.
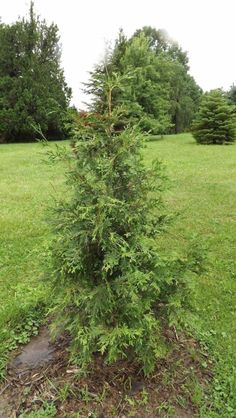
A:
2 135 236 413
132 26 189 68
19 401 57 418
120 34 172 134
227 84 236 106
0 2 71 142
130 28 202 134
0 302 46 379
86 26 201 135
50 72 198 375
0 140 66 379
131 27 202 134
3 309 42 351
192 89 236 144
85 33 172 135
169 64 202 134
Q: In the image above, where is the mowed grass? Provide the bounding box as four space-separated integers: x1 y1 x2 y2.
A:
0 142 66 372
1 134 236 416
147 134 236 417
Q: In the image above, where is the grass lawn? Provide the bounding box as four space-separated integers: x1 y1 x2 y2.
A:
1 134 236 417
148 134 236 417
0 142 65 373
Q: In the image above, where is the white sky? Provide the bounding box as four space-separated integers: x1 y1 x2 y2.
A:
1 0 236 109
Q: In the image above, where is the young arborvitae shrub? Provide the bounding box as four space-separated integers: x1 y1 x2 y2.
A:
192 89 236 144
51 71 199 375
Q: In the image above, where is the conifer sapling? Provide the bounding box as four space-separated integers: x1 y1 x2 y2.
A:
51 69 197 375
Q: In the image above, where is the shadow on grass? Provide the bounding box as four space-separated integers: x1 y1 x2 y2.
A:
147 135 165 142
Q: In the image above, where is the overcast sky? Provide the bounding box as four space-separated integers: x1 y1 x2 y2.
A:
1 0 236 108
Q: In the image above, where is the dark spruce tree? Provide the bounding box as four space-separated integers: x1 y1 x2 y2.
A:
51 70 199 375
192 89 236 144
0 2 71 142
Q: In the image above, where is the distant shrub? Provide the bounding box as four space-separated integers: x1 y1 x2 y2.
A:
192 90 236 144
139 114 169 135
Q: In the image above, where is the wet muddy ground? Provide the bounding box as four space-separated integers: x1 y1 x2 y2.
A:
0 327 66 417
10 328 55 371
0 328 211 417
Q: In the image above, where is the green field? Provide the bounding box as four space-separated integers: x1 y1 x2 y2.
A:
1 134 236 417
0 142 65 372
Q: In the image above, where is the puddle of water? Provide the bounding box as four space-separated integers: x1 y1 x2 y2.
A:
0 327 57 417
10 327 55 370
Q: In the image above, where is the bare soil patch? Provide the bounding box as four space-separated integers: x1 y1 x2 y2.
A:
0 327 212 417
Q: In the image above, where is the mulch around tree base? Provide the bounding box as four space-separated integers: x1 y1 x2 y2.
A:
0 328 212 417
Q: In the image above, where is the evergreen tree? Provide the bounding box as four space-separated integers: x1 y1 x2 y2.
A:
51 70 198 375
0 2 71 142
192 89 236 144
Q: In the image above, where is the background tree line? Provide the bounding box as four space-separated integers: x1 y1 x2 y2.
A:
1 3 236 143
85 27 203 135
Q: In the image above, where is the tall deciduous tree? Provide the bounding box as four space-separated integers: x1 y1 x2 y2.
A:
0 2 71 142
86 33 173 135
86 27 201 135
121 34 173 134
169 64 202 133
132 26 189 68
132 26 202 133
